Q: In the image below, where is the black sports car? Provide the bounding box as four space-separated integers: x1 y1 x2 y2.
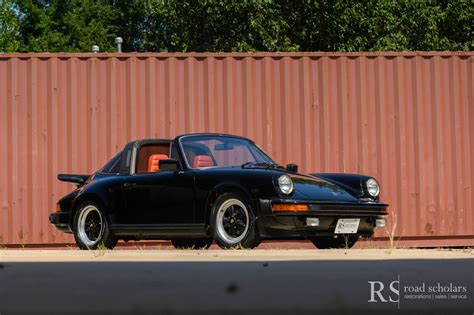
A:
50 133 388 250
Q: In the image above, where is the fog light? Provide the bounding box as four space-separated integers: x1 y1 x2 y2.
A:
375 219 386 228
306 218 320 227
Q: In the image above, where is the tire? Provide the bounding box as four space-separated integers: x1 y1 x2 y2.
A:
310 235 358 249
211 193 261 249
72 201 118 250
171 238 213 249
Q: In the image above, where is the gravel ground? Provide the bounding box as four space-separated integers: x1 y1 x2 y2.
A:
0 248 473 262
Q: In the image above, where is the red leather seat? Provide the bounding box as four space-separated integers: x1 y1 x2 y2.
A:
147 154 169 172
193 155 214 168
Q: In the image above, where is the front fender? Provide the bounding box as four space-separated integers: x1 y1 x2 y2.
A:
70 191 111 224
203 182 255 225
310 173 378 201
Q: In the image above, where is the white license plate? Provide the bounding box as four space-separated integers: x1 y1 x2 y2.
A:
334 218 360 234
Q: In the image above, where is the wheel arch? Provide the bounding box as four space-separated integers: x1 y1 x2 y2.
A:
69 193 109 227
204 182 259 226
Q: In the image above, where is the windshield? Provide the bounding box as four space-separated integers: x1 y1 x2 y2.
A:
179 135 275 169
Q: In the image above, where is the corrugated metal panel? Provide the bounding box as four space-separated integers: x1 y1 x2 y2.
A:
0 52 472 245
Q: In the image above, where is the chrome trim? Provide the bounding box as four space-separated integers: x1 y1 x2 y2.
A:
130 145 137 175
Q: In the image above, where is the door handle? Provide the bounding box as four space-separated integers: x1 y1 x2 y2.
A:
123 182 136 188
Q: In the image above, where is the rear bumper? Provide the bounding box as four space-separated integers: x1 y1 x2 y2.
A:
49 212 72 233
256 199 388 239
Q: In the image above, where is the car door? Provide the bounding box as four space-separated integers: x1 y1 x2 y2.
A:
122 169 195 225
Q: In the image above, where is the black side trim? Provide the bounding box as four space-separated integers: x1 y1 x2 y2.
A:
264 201 388 217
313 204 388 216
311 210 387 216
316 204 387 211
110 224 207 237
270 210 388 217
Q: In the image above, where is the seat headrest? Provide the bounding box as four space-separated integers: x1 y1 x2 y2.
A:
147 154 169 172
193 155 213 168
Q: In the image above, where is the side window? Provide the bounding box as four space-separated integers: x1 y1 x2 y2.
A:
136 143 171 173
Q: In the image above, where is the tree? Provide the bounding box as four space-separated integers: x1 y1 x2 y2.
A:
438 0 474 51
144 0 298 52
16 0 117 52
142 0 474 52
278 0 473 52
8 0 474 52
0 0 21 52
102 0 149 52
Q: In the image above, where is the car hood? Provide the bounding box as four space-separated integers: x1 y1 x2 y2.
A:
288 174 361 202
193 166 362 202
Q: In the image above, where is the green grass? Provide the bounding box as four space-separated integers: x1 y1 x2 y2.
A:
92 242 108 257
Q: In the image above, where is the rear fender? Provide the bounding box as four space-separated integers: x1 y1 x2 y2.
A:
70 191 112 226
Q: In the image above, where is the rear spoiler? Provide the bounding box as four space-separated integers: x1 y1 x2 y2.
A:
57 174 90 186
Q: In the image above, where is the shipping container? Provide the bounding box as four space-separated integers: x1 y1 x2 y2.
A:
0 52 472 246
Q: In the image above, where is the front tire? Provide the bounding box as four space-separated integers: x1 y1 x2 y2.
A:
310 235 358 249
72 201 118 250
171 238 213 249
211 193 260 249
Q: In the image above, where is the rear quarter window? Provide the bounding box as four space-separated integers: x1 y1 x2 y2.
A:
100 152 122 174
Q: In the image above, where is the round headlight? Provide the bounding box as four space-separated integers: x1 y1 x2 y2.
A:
366 178 379 197
278 175 294 195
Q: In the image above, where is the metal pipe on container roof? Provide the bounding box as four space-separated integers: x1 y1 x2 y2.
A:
115 37 123 53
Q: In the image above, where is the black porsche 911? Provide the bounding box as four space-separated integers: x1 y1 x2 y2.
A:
50 133 388 250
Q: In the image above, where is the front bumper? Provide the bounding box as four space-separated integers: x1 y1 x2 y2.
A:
256 199 388 239
49 212 72 233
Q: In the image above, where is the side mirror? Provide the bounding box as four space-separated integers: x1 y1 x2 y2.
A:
159 158 179 171
286 163 298 173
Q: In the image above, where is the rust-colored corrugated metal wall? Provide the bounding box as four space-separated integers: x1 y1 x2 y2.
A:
0 52 473 246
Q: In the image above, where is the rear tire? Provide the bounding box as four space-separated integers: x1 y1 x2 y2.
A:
310 235 358 249
171 238 213 249
211 193 261 249
72 201 118 250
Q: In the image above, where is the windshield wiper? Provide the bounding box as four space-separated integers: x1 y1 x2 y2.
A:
241 162 279 169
